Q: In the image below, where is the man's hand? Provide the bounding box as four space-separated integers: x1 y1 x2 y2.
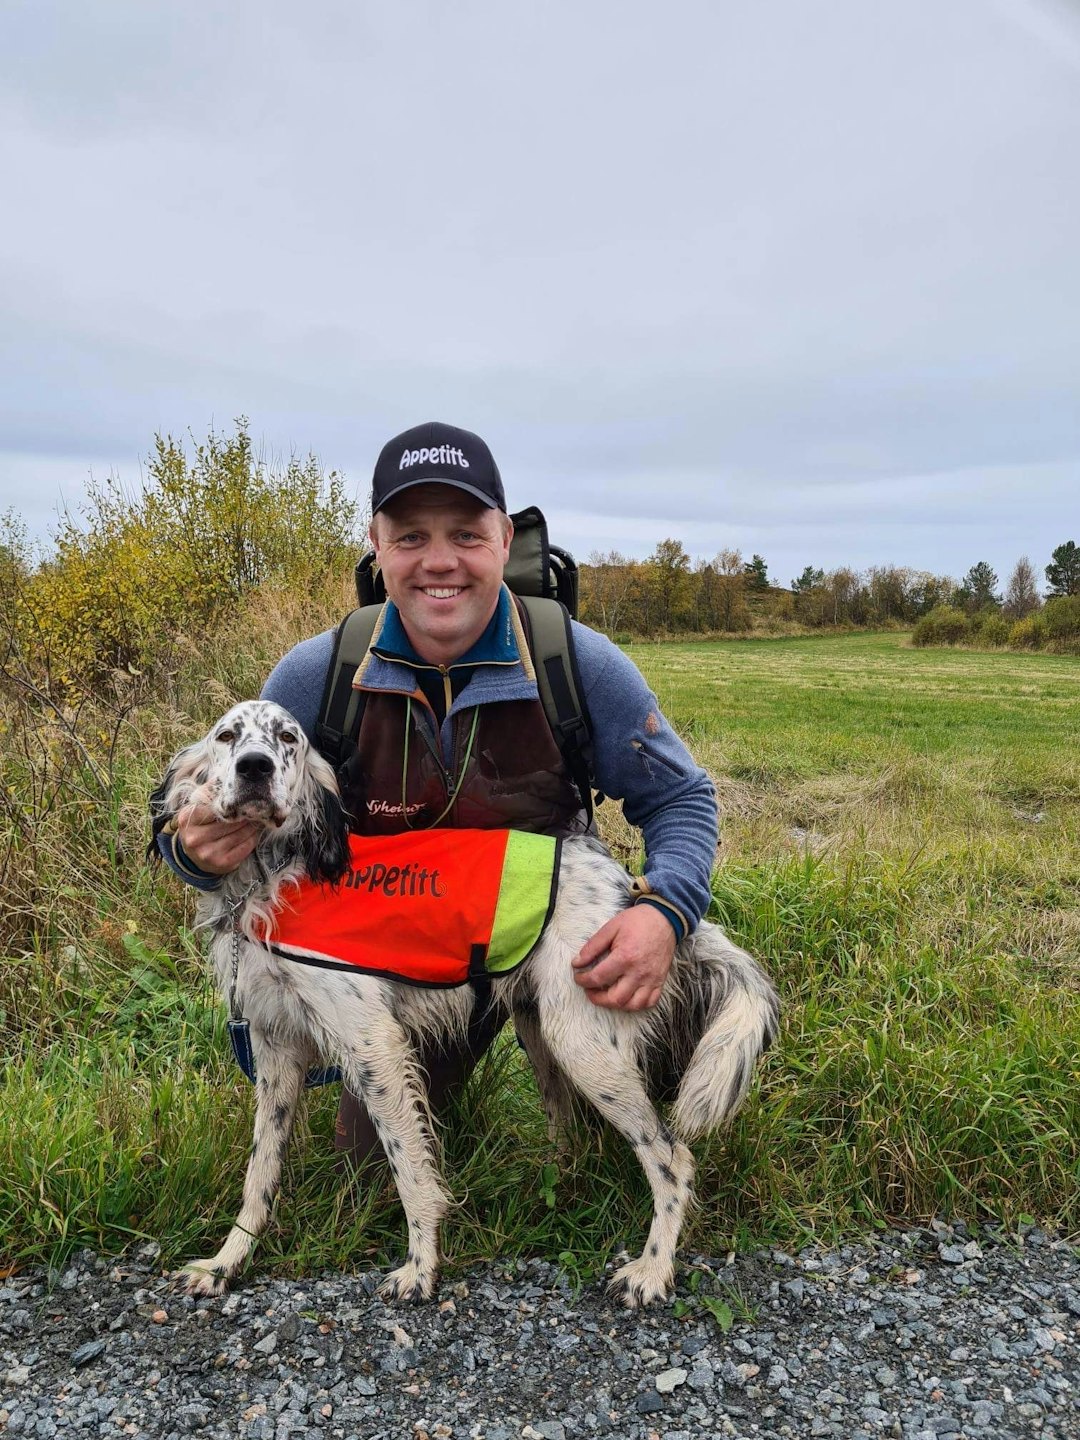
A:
571 904 677 1011
175 803 259 876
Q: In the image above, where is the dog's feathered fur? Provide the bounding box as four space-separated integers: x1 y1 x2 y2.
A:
152 700 779 1308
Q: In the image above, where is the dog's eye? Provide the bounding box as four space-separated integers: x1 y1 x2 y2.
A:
279 730 298 745
216 729 235 743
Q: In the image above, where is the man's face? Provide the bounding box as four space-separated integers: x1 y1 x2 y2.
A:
370 484 512 666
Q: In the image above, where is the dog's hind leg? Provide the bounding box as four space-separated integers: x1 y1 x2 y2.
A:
340 1016 452 1304
182 1034 307 1296
541 1012 694 1307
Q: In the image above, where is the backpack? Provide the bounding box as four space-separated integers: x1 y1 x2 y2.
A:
314 507 596 822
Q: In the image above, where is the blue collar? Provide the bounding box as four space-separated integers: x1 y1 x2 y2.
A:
373 586 521 669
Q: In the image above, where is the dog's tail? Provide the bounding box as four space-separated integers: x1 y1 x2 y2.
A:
670 927 779 1141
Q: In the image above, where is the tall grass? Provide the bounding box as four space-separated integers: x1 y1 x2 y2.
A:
1 628 1077 1275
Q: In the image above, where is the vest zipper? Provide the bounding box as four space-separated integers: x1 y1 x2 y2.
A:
408 690 449 780
359 681 449 781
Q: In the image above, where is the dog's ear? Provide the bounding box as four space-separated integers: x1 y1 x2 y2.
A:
146 740 211 863
296 748 352 885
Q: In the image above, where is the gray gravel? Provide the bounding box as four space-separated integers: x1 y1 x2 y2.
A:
2 1222 1077 1439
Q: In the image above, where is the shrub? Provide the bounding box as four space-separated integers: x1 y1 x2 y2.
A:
1008 613 1047 650
912 606 970 647
10 421 363 692
974 614 1010 648
1042 595 1080 643
763 589 795 622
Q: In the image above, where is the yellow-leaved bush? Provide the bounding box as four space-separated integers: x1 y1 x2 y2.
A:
11 421 364 692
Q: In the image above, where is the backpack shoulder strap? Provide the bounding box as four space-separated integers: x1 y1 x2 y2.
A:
314 605 383 770
516 594 595 824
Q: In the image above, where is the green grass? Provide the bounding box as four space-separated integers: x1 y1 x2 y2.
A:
2 630 1078 1275
630 629 1079 783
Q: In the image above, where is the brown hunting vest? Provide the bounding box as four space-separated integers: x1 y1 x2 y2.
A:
338 600 588 839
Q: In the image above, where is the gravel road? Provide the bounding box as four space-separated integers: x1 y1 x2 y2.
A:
1 1222 1076 1439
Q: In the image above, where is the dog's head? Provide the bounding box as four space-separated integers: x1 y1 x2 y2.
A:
149 700 351 885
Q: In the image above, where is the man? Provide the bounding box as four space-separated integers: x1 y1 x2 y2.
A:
162 421 719 1164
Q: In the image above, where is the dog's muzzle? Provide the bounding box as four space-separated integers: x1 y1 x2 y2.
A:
224 751 286 824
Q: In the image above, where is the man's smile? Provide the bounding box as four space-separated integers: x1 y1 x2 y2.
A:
421 587 464 599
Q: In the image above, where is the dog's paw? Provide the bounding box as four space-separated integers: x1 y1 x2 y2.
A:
606 1254 675 1309
181 1260 230 1297
377 1259 438 1305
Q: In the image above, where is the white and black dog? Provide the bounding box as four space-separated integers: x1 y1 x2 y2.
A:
151 700 779 1307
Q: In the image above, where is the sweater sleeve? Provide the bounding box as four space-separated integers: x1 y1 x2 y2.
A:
260 630 337 742
570 623 719 938
155 830 225 890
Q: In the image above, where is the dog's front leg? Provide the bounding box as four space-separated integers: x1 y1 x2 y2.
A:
343 1019 452 1304
182 1036 306 1296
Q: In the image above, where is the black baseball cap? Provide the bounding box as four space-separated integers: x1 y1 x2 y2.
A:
371 421 507 514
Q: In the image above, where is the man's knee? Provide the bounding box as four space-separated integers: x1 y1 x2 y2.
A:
333 1087 385 1174
333 1009 505 1170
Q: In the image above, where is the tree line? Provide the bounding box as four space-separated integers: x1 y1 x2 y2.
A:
578 542 1080 636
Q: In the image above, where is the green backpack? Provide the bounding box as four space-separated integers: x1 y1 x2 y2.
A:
314 507 596 821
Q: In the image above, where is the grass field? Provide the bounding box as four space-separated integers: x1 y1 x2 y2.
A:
2 628 1078 1278
635 630 1078 798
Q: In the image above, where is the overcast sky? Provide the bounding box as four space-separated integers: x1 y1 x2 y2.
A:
3 0 1078 587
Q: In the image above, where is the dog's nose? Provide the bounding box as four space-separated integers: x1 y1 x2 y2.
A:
235 752 275 781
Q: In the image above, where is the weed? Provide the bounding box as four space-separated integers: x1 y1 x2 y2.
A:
539 1163 559 1210
672 1268 753 1331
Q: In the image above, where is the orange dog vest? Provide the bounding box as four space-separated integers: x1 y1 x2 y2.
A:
264 829 560 986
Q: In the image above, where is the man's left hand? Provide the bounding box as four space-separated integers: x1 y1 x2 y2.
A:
571 905 677 1011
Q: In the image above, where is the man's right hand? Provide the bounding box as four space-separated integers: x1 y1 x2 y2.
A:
175 804 260 876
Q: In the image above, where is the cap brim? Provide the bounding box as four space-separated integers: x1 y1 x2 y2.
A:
372 476 502 513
